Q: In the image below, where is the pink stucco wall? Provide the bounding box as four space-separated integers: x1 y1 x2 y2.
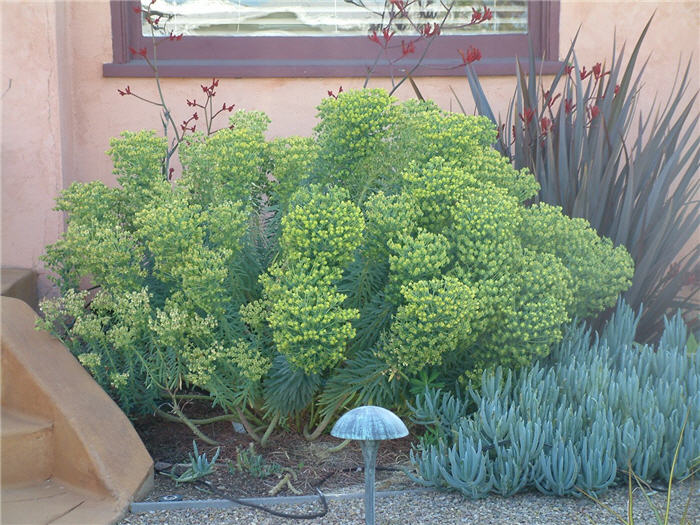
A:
1 2 66 285
1 1 698 296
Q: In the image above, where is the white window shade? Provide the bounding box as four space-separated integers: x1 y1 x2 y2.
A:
145 0 528 37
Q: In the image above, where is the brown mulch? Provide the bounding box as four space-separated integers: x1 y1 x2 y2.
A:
132 403 418 503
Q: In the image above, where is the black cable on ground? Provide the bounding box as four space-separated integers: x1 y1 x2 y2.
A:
154 464 327 519
198 479 329 520
153 446 683 522
153 463 406 520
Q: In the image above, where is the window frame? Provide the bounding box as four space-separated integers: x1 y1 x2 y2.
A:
103 0 560 78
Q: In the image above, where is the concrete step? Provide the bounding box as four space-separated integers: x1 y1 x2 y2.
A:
1 408 54 487
1 296 153 523
0 478 117 525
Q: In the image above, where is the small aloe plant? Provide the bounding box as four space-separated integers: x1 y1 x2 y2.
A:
167 440 220 484
230 443 283 479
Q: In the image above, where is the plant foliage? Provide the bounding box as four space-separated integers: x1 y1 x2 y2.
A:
165 440 220 484
409 300 700 497
38 90 632 439
464 17 700 340
230 443 283 479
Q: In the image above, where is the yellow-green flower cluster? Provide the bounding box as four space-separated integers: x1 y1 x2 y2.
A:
268 136 319 209
464 250 573 381
183 341 235 387
228 109 271 136
240 299 268 337
518 203 634 318
55 181 122 226
36 288 88 332
38 287 155 412
134 190 204 279
262 263 358 374
314 89 400 201
459 148 540 203
363 191 421 260
202 201 248 254
180 125 266 207
67 289 153 358
266 185 365 373
44 220 146 292
105 323 135 352
224 339 271 382
400 157 476 231
107 131 170 215
41 119 272 415
43 177 149 293
380 277 478 370
91 288 152 334
170 245 231 316
133 187 244 316
308 91 632 380
78 352 102 374
280 186 364 270
39 88 636 420
109 372 130 390
149 301 216 350
447 181 523 282
395 102 495 168
387 230 450 304
71 313 108 347
108 130 167 182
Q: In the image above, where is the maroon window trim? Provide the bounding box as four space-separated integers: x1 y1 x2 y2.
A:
104 1 560 78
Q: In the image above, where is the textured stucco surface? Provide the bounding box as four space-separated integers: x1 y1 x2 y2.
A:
1 1 698 292
1 2 66 296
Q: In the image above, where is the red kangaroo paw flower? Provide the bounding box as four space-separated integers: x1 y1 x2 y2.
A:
520 108 535 124
459 46 481 65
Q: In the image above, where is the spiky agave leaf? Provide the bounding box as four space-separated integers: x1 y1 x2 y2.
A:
464 16 699 340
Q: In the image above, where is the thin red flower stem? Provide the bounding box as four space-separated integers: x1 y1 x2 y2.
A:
388 2 454 95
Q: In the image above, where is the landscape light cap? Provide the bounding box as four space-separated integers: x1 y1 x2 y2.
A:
331 405 408 441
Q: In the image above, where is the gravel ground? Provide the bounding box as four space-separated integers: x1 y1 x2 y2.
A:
119 481 699 525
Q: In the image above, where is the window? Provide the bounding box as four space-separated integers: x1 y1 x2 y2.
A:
104 0 560 78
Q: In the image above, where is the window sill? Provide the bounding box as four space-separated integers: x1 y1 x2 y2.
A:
103 58 564 78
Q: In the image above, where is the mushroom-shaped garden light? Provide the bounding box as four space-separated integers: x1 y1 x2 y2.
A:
331 406 408 525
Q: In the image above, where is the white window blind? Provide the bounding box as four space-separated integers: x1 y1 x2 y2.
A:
144 0 528 37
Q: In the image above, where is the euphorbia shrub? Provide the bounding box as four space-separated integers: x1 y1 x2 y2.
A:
38 90 633 440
